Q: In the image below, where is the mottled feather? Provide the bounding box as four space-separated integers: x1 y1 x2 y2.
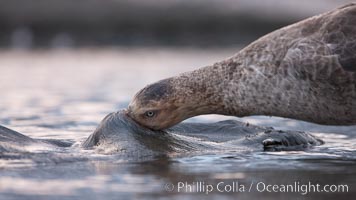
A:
129 4 356 129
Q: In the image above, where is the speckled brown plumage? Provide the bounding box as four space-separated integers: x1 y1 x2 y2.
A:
128 4 356 130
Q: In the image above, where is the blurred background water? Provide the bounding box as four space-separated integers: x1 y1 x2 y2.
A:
0 0 356 199
0 0 354 48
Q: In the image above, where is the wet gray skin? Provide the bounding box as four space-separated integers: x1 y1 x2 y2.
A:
0 125 78 164
0 110 323 162
0 125 72 152
81 110 323 158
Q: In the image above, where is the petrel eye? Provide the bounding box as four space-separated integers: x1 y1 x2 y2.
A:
145 111 155 117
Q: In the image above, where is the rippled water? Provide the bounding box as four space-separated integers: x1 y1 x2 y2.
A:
0 48 355 200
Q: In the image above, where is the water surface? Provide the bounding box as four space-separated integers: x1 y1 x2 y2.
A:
0 48 355 199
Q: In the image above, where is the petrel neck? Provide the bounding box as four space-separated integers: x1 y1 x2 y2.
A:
207 54 301 118
189 53 356 125
175 53 309 119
